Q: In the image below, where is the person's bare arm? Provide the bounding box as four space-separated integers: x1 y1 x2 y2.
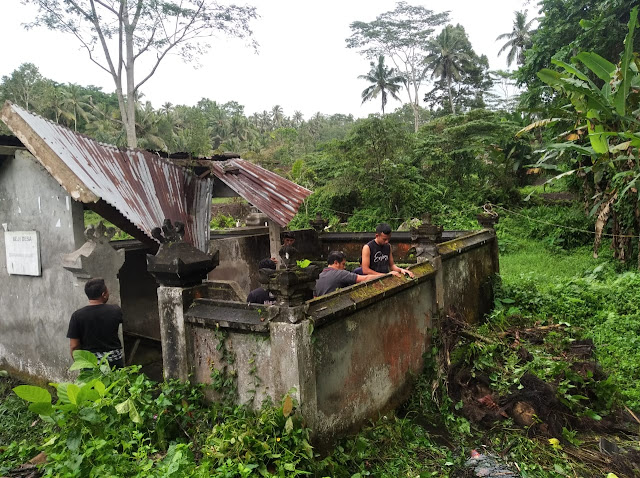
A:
389 251 415 278
69 338 81 359
361 244 384 276
355 273 379 283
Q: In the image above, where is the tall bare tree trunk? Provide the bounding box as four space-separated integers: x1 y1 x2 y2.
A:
125 23 137 149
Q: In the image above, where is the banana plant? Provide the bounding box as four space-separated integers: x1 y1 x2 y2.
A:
522 7 640 265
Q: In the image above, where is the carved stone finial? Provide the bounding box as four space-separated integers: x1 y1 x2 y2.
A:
477 204 499 229
84 221 116 245
309 213 328 232
147 218 217 287
279 244 299 269
152 219 185 243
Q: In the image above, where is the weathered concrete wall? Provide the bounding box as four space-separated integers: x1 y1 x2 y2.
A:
207 234 270 294
162 229 498 444
0 150 86 382
311 274 435 441
439 230 498 323
187 325 272 408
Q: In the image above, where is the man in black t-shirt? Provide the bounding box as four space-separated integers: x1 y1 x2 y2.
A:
314 251 378 296
247 258 277 304
67 278 124 368
361 223 415 278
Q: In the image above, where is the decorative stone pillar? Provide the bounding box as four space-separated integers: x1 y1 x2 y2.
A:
147 219 219 381
263 244 320 431
477 213 499 229
410 214 443 263
477 211 500 274
61 221 125 303
410 214 444 315
258 244 320 322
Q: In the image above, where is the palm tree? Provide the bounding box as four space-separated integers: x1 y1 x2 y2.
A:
496 11 536 67
358 55 405 114
271 105 284 127
62 83 93 131
424 25 472 115
292 110 304 127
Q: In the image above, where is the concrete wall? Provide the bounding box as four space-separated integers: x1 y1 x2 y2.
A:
312 274 435 440
0 150 86 382
439 229 498 324
207 234 270 294
177 229 497 444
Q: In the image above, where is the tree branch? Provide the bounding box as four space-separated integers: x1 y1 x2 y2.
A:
87 0 120 81
92 0 119 16
36 1 112 76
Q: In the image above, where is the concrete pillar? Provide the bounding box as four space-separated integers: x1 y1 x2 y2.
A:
268 222 282 268
430 255 445 316
270 320 317 431
157 284 208 381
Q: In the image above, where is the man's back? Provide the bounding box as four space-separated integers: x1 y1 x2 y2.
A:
67 304 122 354
315 268 358 296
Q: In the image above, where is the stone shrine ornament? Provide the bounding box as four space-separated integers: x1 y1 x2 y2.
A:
147 219 219 287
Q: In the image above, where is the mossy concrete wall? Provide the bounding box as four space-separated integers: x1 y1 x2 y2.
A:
438 229 498 323
171 229 498 444
311 276 435 441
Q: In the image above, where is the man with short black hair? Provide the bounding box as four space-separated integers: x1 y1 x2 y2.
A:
67 278 124 368
282 231 295 247
361 223 415 278
247 258 277 304
314 251 378 296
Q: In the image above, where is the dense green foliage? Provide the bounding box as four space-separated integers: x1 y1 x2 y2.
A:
289 110 532 232
530 7 640 266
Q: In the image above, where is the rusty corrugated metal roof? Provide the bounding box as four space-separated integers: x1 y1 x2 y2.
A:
208 158 312 227
1 101 212 251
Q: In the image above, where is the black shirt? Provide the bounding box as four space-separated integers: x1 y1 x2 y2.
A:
67 304 123 353
247 287 275 304
366 239 391 273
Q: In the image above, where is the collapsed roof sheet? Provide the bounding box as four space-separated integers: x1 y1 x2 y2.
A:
208 158 312 227
1 101 212 251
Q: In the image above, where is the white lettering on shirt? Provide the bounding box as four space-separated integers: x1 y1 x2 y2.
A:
374 251 389 263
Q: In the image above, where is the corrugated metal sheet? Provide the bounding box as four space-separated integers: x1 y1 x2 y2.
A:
208 158 312 227
1 102 212 251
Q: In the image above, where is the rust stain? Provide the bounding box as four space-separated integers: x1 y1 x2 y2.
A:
382 301 426 385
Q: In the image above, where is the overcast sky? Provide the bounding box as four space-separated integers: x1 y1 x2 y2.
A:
1 0 532 119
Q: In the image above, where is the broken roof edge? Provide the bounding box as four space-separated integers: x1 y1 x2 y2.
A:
186 158 313 227
0 101 100 204
0 101 213 250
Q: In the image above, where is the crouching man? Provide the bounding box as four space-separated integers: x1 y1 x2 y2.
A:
314 251 378 297
67 278 124 368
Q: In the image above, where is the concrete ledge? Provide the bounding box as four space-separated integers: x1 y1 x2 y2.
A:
307 261 437 328
438 229 496 260
185 299 274 333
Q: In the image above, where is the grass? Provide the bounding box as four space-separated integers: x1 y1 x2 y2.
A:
0 375 48 474
499 240 606 287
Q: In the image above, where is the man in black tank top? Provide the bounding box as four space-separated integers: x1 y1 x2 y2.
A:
361 223 416 278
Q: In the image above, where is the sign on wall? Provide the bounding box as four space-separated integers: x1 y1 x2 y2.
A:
4 231 41 276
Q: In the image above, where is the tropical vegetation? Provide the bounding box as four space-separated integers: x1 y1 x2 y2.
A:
3 1 640 476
